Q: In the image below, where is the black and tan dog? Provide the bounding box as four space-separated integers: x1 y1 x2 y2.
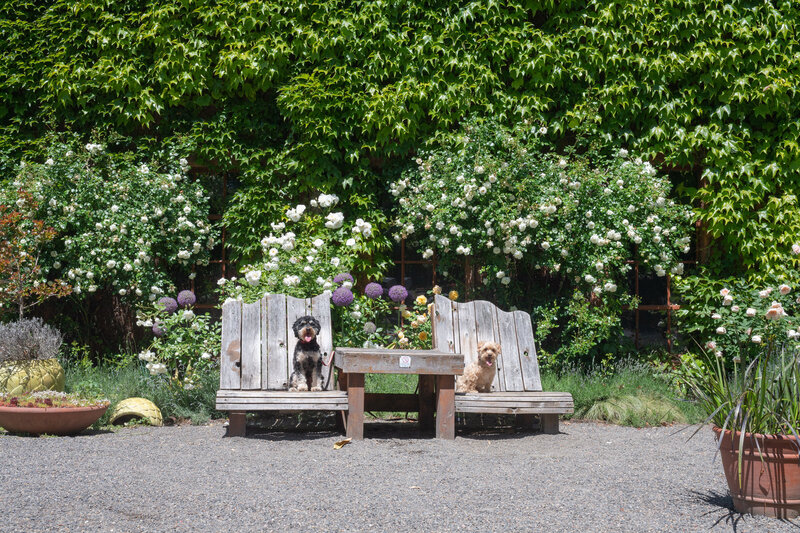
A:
288 315 324 392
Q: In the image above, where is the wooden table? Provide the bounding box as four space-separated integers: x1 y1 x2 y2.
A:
334 347 464 440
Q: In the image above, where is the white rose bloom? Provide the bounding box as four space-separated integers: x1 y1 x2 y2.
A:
346 238 357 247
780 284 791 295
217 277 227 286
177 250 191 260
245 270 262 286
711 313 722 320
558 159 567 168
106 260 117 269
201 352 212 360
183 310 195 320
746 308 757 317
752 335 762 344
716 326 727 334
722 295 733 306
793 244 800 255
422 249 434 259
313 238 324 248
325 212 345 229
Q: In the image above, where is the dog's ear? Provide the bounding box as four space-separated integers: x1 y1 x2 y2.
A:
477 341 486 350
291 317 303 337
495 343 501 354
310 316 321 334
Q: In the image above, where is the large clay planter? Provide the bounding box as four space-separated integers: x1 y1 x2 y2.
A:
0 359 65 395
714 427 800 518
0 404 108 436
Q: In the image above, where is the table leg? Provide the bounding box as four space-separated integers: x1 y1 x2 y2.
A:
418 375 435 431
226 411 246 437
346 372 365 440
335 371 347 434
435 375 455 439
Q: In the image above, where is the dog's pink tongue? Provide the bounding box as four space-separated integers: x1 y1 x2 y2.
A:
486 361 493 366
304 335 313 342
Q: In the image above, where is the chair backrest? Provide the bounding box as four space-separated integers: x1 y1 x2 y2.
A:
431 294 542 392
219 293 334 391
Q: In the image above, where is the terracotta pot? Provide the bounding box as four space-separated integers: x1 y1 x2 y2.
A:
714 427 800 518
0 405 108 436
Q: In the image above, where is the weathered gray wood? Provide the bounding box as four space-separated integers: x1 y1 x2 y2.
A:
456 300 478 369
541 413 560 433
496 308 525 392
285 296 309 383
473 299 503 392
240 301 262 390
455 400 573 409
218 402 348 411
334 348 463 375
436 374 456 439
260 297 270 390
217 390 348 399
219 299 242 390
455 406 571 414
433 294 457 354
311 292 334 390
514 311 542 391
455 391 571 398
226 411 246 437
346 373 365 439
266 293 288 390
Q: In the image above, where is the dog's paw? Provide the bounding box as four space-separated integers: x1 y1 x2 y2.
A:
289 387 298 392
310 386 322 392
296 383 309 391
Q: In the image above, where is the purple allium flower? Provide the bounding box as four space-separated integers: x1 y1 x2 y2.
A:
152 322 165 337
364 282 383 299
331 286 354 307
333 273 354 285
388 285 409 303
157 297 178 314
177 290 196 308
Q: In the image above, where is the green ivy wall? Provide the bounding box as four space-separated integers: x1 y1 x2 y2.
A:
2 0 798 271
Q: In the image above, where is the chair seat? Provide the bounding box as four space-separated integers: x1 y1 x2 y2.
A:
216 390 348 411
454 391 574 414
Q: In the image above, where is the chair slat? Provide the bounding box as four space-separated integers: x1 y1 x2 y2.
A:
285 295 309 385
433 294 457 354
266 293 288 390
473 299 503 392
240 301 262 389
496 307 525 392
456 300 478 368
514 311 542 391
219 299 242 390
311 292 334 390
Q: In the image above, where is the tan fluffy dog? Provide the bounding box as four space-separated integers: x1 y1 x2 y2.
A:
456 341 501 393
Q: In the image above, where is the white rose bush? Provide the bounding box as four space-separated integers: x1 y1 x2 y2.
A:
6 135 216 308
219 192 391 302
394 118 693 367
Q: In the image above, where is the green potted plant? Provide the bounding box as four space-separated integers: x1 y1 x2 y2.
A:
679 270 800 518
0 318 65 395
0 391 109 436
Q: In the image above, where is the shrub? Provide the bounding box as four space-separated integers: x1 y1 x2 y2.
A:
395 118 693 367
136 294 220 389
0 318 63 362
219 192 390 301
4 135 217 310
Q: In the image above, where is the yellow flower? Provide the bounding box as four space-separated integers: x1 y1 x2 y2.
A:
410 320 419 328
402 309 412 319
417 314 428 323
418 331 428 341
449 290 459 301
397 330 405 339
415 295 428 306
432 285 442 295
399 337 410 346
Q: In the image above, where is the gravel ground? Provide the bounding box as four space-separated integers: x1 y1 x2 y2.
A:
1 419 799 533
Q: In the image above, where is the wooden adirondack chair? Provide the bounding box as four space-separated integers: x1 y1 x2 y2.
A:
431 294 574 433
215 292 347 436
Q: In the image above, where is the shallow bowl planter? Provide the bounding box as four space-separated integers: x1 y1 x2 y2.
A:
714 427 800 518
0 404 108 436
0 359 65 395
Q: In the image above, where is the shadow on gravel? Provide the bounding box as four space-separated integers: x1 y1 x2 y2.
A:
0 428 114 438
689 489 800 531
